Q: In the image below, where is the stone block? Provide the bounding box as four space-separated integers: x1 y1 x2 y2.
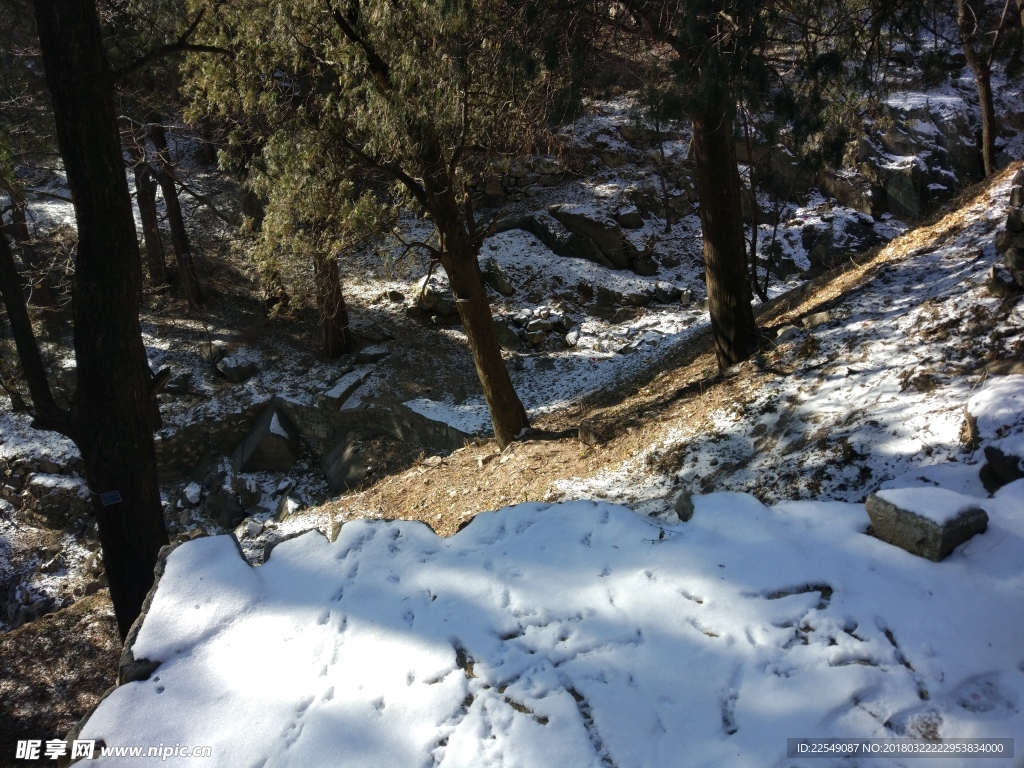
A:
865 488 988 561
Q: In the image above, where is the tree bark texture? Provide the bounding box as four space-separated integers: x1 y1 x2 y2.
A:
148 118 204 305
959 0 1000 177
416 129 529 448
33 0 169 640
691 105 760 369
133 162 167 286
313 253 354 358
426 176 528 448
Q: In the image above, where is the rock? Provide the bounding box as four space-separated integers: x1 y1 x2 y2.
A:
630 255 659 276
614 209 645 229
525 330 546 345
276 495 303 521
481 256 515 296
578 419 598 446
234 517 264 540
995 229 1024 253
234 402 301 472
539 174 561 187
565 328 580 346
386 289 405 303
322 431 370 493
216 348 261 383
494 320 523 352
980 445 1024 492
1007 207 1023 232
1005 247 1024 271
26 473 89 524
654 282 682 304
415 274 459 316
199 341 228 365
322 370 367 407
1011 186 1024 208
865 488 988 561
354 345 390 364
775 325 801 343
535 158 562 175
526 317 554 333
673 490 695 522
204 485 245 528
802 310 831 329
985 266 1018 298
547 205 637 271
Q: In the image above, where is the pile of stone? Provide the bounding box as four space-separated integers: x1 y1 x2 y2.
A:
494 305 576 352
993 166 1024 294
471 157 567 204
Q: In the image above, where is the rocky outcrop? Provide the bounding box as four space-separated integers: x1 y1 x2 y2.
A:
865 488 988 561
499 206 657 276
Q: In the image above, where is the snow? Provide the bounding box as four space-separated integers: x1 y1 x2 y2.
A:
874 487 983 526
269 413 288 439
80 486 1024 767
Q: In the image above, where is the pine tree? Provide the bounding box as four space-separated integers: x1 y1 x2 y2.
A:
184 0 577 446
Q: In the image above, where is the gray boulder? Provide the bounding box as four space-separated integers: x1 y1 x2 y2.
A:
481 256 515 296
865 488 988 561
322 431 371 493
614 208 645 229
548 206 633 269
216 348 261 383
234 402 301 472
494 320 523 352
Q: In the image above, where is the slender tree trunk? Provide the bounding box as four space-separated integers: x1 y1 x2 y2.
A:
33 0 169 640
691 105 759 369
147 118 204 305
414 128 528 447
1 184 32 242
133 162 167 286
1 183 59 311
313 252 353 358
966 52 998 177
959 0 1001 178
443 235 529 448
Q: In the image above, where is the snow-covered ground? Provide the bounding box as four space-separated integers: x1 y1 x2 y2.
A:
80 485 1024 767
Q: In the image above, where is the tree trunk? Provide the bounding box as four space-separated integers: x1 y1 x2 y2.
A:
443 236 529 448
959 0 1000 178
134 162 167 287
313 252 354 358
0 183 59 311
413 126 529 448
33 0 169 640
147 118 204 305
691 105 760 370
967 54 998 177
1 183 32 242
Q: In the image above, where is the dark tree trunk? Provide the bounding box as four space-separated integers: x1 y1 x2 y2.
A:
691 105 760 369
133 162 167 286
428 188 527 448
147 118 204 305
1 183 59 311
313 253 354 358
442 235 529 449
1 184 32 242
33 0 169 640
411 128 528 448
959 0 1002 178
966 51 998 177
